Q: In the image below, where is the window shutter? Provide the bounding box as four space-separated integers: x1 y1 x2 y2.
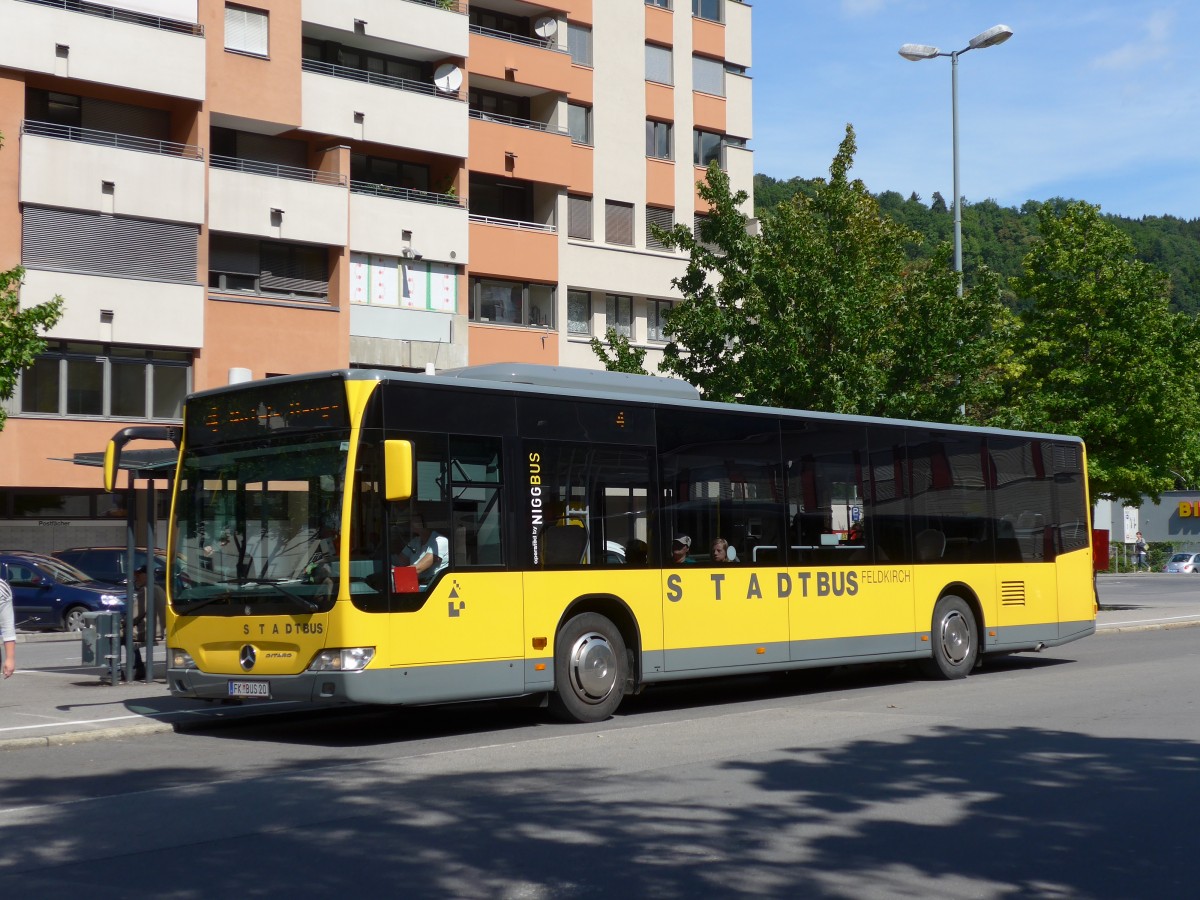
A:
646 44 673 85
260 242 329 297
22 206 198 282
605 201 633 246
692 56 725 97
568 195 592 240
225 5 268 56
646 206 674 250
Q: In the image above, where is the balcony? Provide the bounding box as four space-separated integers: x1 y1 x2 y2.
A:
349 182 469 264
726 71 753 141
468 111 571 185
301 60 468 158
19 121 205 224
469 215 557 282
469 25 573 94
302 0 468 59
0 0 205 99
209 157 349 246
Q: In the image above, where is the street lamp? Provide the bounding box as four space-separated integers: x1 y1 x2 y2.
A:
899 24 1013 296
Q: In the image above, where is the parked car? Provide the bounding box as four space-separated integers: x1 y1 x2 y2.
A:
0 552 125 632
1163 552 1200 574
52 547 166 587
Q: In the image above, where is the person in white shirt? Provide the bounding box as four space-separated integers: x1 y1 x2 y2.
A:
1 576 16 679
400 513 449 585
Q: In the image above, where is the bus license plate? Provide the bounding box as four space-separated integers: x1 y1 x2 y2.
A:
228 680 270 699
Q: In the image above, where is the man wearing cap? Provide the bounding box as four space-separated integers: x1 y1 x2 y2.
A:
670 534 695 565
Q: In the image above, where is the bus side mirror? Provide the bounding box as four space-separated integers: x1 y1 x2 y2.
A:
103 439 119 493
384 440 414 502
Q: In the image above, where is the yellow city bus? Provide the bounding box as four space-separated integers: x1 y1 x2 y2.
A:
109 365 1096 722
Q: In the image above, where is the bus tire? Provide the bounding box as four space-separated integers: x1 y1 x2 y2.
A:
921 595 977 679
548 613 627 723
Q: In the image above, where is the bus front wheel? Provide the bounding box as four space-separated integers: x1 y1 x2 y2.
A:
548 613 627 723
921 595 978 679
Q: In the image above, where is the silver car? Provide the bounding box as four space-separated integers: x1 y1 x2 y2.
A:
1164 552 1200 573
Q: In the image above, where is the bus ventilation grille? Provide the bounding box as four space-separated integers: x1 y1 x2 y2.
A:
1000 581 1026 607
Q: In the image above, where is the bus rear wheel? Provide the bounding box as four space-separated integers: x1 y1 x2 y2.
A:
921 595 978 679
548 613 627 723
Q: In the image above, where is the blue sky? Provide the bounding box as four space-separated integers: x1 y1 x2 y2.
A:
751 1 1200 220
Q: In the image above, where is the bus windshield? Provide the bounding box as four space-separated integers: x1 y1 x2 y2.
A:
172 432 349 614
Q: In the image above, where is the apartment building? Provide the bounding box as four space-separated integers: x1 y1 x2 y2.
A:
0 0 753 550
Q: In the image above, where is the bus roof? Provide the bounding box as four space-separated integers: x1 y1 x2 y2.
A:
189 365 1083 445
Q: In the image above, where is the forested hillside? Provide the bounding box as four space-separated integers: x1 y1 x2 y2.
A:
754 174 1200 313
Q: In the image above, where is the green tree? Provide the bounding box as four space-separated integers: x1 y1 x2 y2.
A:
0 265 64 431
590 327 647 374
1007 201 1200 503
0 132 64 431
653 125 1015 423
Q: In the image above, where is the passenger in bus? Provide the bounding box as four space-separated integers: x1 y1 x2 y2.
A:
399 513 450 585
711 537 736 564
624 539 649 566
670 535 695 565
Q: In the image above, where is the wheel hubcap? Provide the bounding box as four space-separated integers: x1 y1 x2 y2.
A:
939 610 970 665
567 631 617 705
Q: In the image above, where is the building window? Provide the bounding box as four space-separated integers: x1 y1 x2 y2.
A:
568 23 593 66
18 342 190 420
470 278 555 328
469 87 531 122
692 0 722 23
469 174 535 222
647 0 672 8
568 103 593 145
568 290 592 335
568 195 593 240
646 119 673 160
646 44 673 85
209 235 330 301
225 4 269 57
648 300 672 342
693 129 724 167
605 201 634 246
350 153 430 192
606 295 632 339
349 253 458 312
646 206 674 250
693 55 725 96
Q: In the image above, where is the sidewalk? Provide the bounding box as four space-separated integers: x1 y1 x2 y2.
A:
2 599 1196 750
0 631 338 750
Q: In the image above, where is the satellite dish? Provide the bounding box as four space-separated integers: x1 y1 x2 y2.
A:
433 63 463 94
533 15 558 39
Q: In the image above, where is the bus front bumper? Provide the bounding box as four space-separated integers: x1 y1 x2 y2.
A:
169 667 357 703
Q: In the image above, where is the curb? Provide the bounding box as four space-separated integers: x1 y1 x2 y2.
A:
0 721 175 751
15 631 83 644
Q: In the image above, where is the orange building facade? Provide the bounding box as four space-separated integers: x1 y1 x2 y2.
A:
0 0 753 551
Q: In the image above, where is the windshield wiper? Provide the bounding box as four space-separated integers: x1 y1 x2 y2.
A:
250 579 320 612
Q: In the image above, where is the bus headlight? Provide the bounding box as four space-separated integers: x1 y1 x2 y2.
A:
170 649 196 669
308 648 375 672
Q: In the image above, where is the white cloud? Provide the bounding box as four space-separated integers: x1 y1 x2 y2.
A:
1091 8 1174 70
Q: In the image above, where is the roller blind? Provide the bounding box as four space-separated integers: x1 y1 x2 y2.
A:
225 5 268 56
22 206 198 282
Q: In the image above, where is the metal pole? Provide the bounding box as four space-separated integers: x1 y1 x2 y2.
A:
144 479 156 683
951 49 963 298
124 471 136 684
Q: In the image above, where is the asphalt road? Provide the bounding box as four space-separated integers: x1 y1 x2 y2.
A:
2 591 1199 898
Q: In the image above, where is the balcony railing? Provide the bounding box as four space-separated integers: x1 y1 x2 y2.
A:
18 0 203 36
406 0 467 12
468 109 568 135
210 154 347 186
469 24 567 54
350 181 464 208
469 214 556 233
22 119 204 159
301 58 464 101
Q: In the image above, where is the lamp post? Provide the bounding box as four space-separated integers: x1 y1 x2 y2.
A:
899 24 1013 297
